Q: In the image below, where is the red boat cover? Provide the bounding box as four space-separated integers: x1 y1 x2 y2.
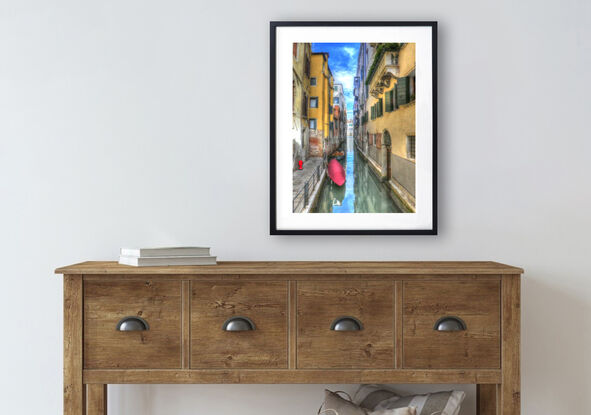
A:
327 158 346 186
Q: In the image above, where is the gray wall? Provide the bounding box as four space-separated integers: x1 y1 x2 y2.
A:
391 153 416 197
1 0 590 414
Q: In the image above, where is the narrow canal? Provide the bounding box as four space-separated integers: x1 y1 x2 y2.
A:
312 138 403 213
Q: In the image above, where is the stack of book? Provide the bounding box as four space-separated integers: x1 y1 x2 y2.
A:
118 247 216 267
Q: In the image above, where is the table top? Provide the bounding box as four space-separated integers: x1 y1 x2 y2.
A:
55 261 524 275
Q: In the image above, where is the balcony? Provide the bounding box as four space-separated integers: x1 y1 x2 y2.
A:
369 52 400 98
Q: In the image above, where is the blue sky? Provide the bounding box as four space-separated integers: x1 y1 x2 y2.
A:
311 43 359 118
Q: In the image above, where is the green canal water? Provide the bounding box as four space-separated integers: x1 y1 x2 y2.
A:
312 142 402 213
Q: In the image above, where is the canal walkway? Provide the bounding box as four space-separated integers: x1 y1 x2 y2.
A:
312 146 403 213
292 157 325 213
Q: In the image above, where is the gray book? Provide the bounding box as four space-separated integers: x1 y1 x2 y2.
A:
119 255 217 267
120 247 210 257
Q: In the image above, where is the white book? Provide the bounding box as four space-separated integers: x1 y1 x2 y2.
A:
119 255 217 267
120 247 210 257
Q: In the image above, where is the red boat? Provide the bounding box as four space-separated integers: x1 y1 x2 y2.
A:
327 158 346 186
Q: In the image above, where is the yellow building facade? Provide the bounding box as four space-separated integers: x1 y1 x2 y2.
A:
292 43 312 168
308 52 334 158
364 43 416 211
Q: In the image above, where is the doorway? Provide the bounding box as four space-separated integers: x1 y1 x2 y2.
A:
383 130 392 179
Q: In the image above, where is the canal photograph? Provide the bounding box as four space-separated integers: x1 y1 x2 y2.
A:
312 139 403 213
271 22 436 234
291 42 416 214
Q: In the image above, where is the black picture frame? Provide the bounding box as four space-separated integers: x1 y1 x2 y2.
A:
270 21 437 235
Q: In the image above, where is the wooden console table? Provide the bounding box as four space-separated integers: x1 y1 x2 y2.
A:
56 261 522 415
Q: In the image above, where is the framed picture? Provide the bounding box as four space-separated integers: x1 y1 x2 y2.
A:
270 21 437 235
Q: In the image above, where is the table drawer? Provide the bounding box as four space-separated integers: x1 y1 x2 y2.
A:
297 281 394 369
191 281 288 368
403 280 501 369
84 280 182 369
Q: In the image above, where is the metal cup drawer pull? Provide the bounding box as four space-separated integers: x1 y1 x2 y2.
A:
433 316 467 332
222 316 256 331
116 316 150 331
330 316 364 331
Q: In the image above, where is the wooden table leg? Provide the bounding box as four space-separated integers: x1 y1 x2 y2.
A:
86 385 107 415
477 384 498 415
64 275 83 415
501 275 521 414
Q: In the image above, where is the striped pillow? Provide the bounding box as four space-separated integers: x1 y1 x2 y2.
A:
320 389 417 415
354 385 398 409
372 409 416 415
354 385 465 415
320 390 366 415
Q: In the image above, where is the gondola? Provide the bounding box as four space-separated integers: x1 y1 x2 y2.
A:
327 158 346 186
330 150 346 161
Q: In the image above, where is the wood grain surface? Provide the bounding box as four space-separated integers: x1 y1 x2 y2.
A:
64 275 83 415
501 275 521 414
477 384 498 415
83 368 502 385
191 281 288 368
297 280 394 369
56 261 524 275
84 280 182 369
86 384 107 415
403 280 501 369
57 262 522 415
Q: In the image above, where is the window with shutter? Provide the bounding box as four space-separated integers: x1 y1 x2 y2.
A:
397 77 410 106
408 70 416 101
379 98 383 117
385 90 392 112
302 94 307 117
407 135 416 160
